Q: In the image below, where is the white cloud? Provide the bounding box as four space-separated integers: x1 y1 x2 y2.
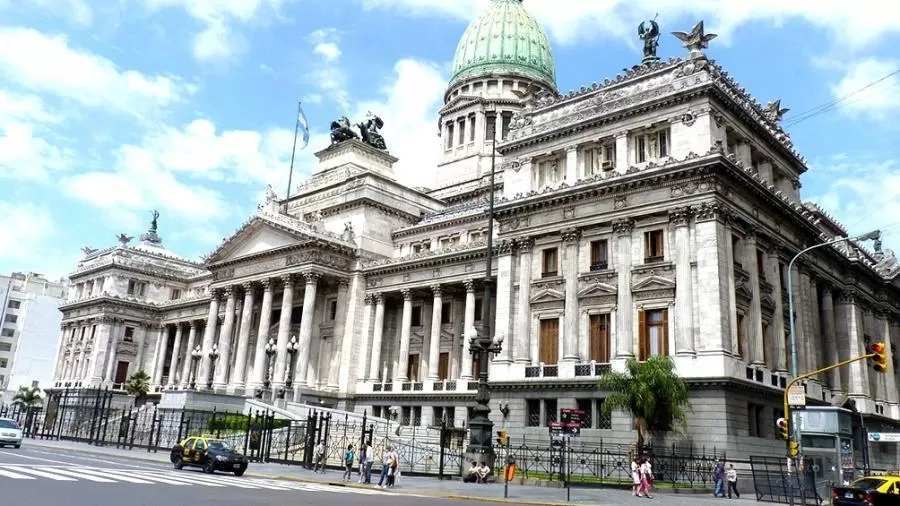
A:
830 58 900 120
354 59 447 188
30 0 94 26
360 0 900 49
0 27 193 117
144 0 289 61
306 28 350 112
314 42 342 62
0 90 71 182
0 202 56 261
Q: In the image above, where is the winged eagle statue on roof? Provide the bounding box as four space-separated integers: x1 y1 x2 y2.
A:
672 20 717 59
638 14 661 63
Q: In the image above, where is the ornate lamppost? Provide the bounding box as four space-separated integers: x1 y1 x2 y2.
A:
189 344 202 390
206 343 219 390
464 134 505 467
255 337 277 399
278 335 299 399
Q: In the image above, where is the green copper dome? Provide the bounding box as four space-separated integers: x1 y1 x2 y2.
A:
449 0 556 90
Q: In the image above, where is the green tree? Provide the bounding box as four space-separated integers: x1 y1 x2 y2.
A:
597 356 692 451
12 385 43 433
123 370 151 402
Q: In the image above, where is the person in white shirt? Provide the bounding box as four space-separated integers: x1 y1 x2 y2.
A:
313 442 326 473
726 463 740 498
639 458 653 498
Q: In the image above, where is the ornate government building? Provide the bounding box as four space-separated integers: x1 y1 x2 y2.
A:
52 0 900 458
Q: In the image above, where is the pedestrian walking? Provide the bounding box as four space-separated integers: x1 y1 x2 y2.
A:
639 457 654 499
713 458 725 497
631 456 641 496
313 442 326 473
726 463 740 499
377 446 393 488
343 444 356 482
364 443 375 484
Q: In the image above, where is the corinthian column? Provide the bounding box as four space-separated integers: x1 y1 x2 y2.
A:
297 271 320 388
273 275 294 388
213 287 237 389
461 280 476 380
356 295 375 379
167 323 184 387
562 228 581 362
198 291 220 386
744 230 764 366
614 219 634 358
179 321 199 388
152 324 168 386
427 285 443 381
368 293 386 381
767 247 787 372
820 286 838 390
231 282 256 389
251 279 275 388
670 207 695 355
515 237 534 363
397 288 413 381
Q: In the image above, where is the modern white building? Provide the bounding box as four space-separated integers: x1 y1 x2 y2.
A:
50 0 900 464
0 272 68 402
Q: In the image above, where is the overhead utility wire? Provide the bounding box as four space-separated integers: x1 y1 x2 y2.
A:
785 67 900 127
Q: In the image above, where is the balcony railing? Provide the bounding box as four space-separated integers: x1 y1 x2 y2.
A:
575 362 611 377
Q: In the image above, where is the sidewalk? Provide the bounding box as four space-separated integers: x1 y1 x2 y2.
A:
20 439 764 506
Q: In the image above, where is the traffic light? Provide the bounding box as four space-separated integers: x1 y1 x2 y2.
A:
870 342 888 374
776 417 790 440
496 430 508 446
788 440 800 457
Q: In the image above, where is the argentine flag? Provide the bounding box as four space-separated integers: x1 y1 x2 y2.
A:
297 101 310 150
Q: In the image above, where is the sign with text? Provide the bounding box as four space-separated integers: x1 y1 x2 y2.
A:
868 432 900 443
787 385 806 407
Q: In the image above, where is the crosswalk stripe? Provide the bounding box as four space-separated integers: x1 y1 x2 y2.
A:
145 470 262 489
5 467 77 481
73 468 155 484
0 469 35 480
34 467 116 483
137 471 226 487
111 471 192 486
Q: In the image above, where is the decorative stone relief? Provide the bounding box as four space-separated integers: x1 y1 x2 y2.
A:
612 219 634 236
680 110 697 126
613 196 627 209
562 207 575 219
668 207 692 227
561 228 581 243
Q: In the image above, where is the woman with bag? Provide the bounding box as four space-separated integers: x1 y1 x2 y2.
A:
342 444 356 482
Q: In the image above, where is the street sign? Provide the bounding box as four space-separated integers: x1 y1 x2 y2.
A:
868 432 900 443
560 409 584 437
787 385 806 407
548 422 564 437
563 422 581 438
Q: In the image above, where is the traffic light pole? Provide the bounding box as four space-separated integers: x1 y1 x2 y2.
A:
783 351 877 462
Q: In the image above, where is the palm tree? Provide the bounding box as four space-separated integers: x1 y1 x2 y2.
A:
12 385 43 435
597 355 692 452
124 370 151 404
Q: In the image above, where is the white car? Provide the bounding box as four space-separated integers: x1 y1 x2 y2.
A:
0 417 23 448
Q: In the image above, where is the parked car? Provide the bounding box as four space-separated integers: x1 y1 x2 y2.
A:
0 418 23 449
170 436 249 476
833 474 900 505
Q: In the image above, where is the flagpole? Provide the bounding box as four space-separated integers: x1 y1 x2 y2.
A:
286 100 302 201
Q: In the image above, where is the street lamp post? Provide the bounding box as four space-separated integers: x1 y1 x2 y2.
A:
254 337 277 399
189 344 202 390
464 135 505 467
787 230 881 378
206 343 219 390
280 336 299 399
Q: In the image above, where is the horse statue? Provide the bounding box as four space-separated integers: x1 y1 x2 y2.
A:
358 113 387 150
330 116 358 145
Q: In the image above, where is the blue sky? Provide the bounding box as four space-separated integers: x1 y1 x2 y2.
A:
1 0 899 279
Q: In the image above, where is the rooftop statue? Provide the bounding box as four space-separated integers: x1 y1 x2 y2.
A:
638 15 661 63
672 20 717 59
764 99 790 123
510 83 547 130
329 113 388 150
150 209 159 233
330 116 358 145
116 233 133 246
81 246 97 255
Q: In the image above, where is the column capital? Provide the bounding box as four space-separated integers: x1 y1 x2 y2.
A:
302 271 321 284
744 227 758 243
338 277 351 289
498 239 515 255
364 294 374 305
561 228 581 244
431 284 442 297
373 292 384 304
516 236 534 251
464 279 476 293
612 218 634 236
401 288 412 301
223 286 235 298
241 281 253 292
668 206 692 227
691 201 727 223
875 309 890 320
208 287 221 299
280 273 294 286
189 320 199 329
260 278 274 291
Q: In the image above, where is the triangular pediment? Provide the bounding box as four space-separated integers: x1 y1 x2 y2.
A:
205 216 310 264
530 288 565 304
631 275 676 292
577 282 617 298
760 293 776 309
735 282 752 299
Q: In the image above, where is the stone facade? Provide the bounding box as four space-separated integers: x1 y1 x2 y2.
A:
50 5 900 465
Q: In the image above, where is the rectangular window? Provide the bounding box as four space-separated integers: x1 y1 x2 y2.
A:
762 323 770 364
123 326 135 342
644 230 664 263
170 288 182 300
446 123 454 149
0 358 7 368
583 144 616 175
469 230 485 243
438 352 450 381
127 280 146 297
638 309 669 361
485 112 496 140
0 329 13 337
542 248 558 277
589 314 611 363
634 128 670 163
3 315 16 324
756 250 766 279
544 399 558 425
737 313 746 358
0 343 11 352
748 403 765 437
501 113 512 140
779 262 787 287
458 119 466 145
439 235 460 248
411 306 423 327
7 300 20 309
589 240 608 270
441 303 452 324
407 354 420 382
539 318 559 365
328 299 338 320
413 242 431 254
536 158 563 188
474 299 483 321
576 399 594 429
468 115 476 142
526 399 541 427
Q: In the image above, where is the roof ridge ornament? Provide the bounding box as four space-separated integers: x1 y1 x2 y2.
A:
638 15 661 65
671 20 717 59
139 209 163 244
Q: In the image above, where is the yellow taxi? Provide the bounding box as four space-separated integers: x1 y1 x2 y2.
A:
832 472 900 505
170 435 250 476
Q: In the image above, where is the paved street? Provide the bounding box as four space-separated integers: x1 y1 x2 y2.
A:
0 440 772 505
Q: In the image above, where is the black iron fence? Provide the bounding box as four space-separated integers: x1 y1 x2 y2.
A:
35 388 725 489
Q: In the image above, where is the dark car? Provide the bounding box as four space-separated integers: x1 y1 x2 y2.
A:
833 476 900 506
170 436 249 476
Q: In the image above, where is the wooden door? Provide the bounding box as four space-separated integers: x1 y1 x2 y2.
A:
114 361 129 384
589 314 610 363
438 352 450 380
407 354 420 381
539 318 559 365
